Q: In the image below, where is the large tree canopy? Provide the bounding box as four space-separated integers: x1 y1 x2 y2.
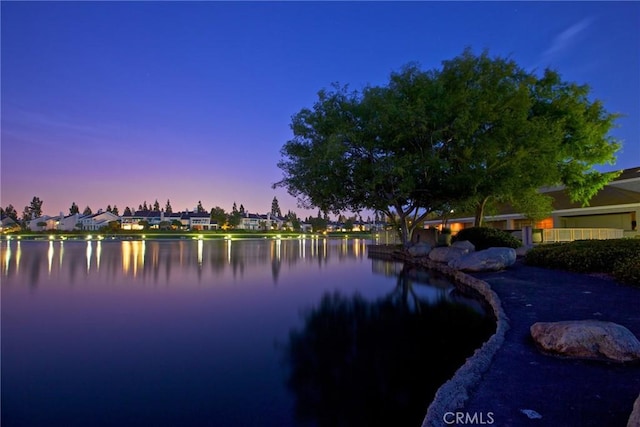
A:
276 49 620 245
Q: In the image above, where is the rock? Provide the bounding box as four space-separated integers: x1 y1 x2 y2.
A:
451 240 475 252
407 242 432 257
428 246 469 263
530 320 640 363
628 392 640 427
448 247 516 272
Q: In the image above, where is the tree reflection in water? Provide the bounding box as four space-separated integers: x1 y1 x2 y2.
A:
285 266 494 427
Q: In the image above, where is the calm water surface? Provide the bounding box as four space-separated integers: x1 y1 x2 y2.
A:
1 238 492 427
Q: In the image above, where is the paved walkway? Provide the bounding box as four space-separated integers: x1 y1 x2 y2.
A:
459 261 640 427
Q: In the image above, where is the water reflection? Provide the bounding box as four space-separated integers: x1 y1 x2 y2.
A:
2 238 493 427
285 271 495 427
0 238 370 288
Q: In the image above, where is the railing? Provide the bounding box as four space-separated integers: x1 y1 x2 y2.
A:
542 228 624 243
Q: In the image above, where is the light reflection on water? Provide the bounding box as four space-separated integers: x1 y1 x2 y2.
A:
1 238 492 427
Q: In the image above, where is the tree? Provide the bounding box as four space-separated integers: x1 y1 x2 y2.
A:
83 206 93 216
101 220 121 232
196 200 205 213
153 199 161 212
435 49 619 225
106 205 112 213
276 69 452 245
286 210 301 231
2 204 18 221
142 201 148 211
165 199 173 214
69 202 80 215
308 216 328 232
112 205 119 216
228 202 241 229
239 204 246 215
123 206 133 216
276 49 620 244
271 197 282 218
345 217 354 231
29 196 43 218
210 206 227 229
21 206 32 223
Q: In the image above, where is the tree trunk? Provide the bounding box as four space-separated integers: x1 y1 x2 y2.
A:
399 216 411 247
474 197 489 227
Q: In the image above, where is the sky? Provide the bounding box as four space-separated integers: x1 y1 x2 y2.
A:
2 1 639 219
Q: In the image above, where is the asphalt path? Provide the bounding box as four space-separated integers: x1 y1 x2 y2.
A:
459 261 640 427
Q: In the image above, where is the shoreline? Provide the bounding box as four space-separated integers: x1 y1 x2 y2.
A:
366 245 510 426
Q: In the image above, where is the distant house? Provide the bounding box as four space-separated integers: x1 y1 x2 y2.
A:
57 212 83 231
26 215 57 231
79 211 121 231
261 213 285 230
187 212 218 230
423 166 640 239
238 213 263 230
121 210 162 230
1 214 20 233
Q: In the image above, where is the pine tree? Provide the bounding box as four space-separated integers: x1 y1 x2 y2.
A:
124 206 132 216
165 199 173 214
112 205 119 216
83 206 93 215
271 197 282 217
153 199 160 212
69 202 80 215
3 204 18 221
29 196 43 218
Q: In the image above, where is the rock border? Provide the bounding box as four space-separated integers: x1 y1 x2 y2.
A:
414 259 511 427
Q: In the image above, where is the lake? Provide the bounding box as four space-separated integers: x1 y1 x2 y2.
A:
1 237 493 427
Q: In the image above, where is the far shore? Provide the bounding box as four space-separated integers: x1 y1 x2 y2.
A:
1 230 375 241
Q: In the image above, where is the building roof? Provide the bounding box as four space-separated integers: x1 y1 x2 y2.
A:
548 185 640 211
613 166 640 182
426 165 640 223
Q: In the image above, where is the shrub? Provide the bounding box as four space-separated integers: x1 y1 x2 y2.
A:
453 227 521 251
525 239 640 286
613 257 640 287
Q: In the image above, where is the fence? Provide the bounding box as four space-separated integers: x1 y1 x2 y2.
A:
542 228 624 243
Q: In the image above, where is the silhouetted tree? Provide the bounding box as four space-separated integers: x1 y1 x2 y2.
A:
69 202 80 215
271 196 282 217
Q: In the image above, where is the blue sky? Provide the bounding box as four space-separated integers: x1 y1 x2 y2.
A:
2 1 638 218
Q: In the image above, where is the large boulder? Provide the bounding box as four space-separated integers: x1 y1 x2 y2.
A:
429 246 469 263
530 320 640 363
451 240 475 252
407 242 432 257
447 247 516 272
